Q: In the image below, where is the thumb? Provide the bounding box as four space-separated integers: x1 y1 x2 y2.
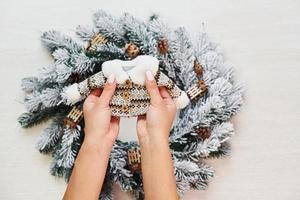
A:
98 74 116 108
83 94 98 112
159 87 172 100
145 70 162 106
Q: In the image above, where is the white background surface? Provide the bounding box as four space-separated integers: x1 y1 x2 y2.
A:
1 0 300 199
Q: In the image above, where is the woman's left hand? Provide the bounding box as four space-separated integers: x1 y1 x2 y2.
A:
83 74 119 146
63 74 119 200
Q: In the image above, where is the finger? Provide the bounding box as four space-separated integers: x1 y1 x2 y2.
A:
159 87 172 100
137 114 146 122
145 70 162 105
159 87 176 111
136 115 147 138
84 89 102 110
111 116 120 125
136 115 146 129
90 88 102 97
98 74 116 107
84 89 103 112
83 94 98 112
110 116 120 134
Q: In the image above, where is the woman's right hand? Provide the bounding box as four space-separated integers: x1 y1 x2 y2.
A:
136 70 176 144
136 70 179 200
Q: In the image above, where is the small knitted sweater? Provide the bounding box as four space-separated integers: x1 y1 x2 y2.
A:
62 55 190 117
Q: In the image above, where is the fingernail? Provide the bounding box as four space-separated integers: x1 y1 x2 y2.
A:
107 74 115 84
146 70 154 81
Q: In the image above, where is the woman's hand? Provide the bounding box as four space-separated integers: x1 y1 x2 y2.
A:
136 70 176 143
63 74 119 200
83 74 119 146
136 70 179 200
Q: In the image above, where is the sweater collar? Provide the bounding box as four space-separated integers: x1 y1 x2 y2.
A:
102 55 159 85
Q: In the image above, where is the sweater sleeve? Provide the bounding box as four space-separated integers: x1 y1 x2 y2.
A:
156 71 190 109
61 71 106 105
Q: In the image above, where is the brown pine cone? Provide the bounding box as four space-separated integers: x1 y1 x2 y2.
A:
125 43 140 59
194 60 203 76
157 38 169 55
197 127 211 139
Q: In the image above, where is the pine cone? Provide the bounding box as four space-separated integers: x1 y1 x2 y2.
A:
194 60 203 76
197 127 211 139
157 38 169 55
125 43 140 59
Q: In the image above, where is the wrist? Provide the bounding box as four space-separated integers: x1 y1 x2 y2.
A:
78 139 113 166
139 134 171 159
83 134 114 152
139 131 169 148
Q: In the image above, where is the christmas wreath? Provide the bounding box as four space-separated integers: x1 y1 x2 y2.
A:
18 10 243 199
